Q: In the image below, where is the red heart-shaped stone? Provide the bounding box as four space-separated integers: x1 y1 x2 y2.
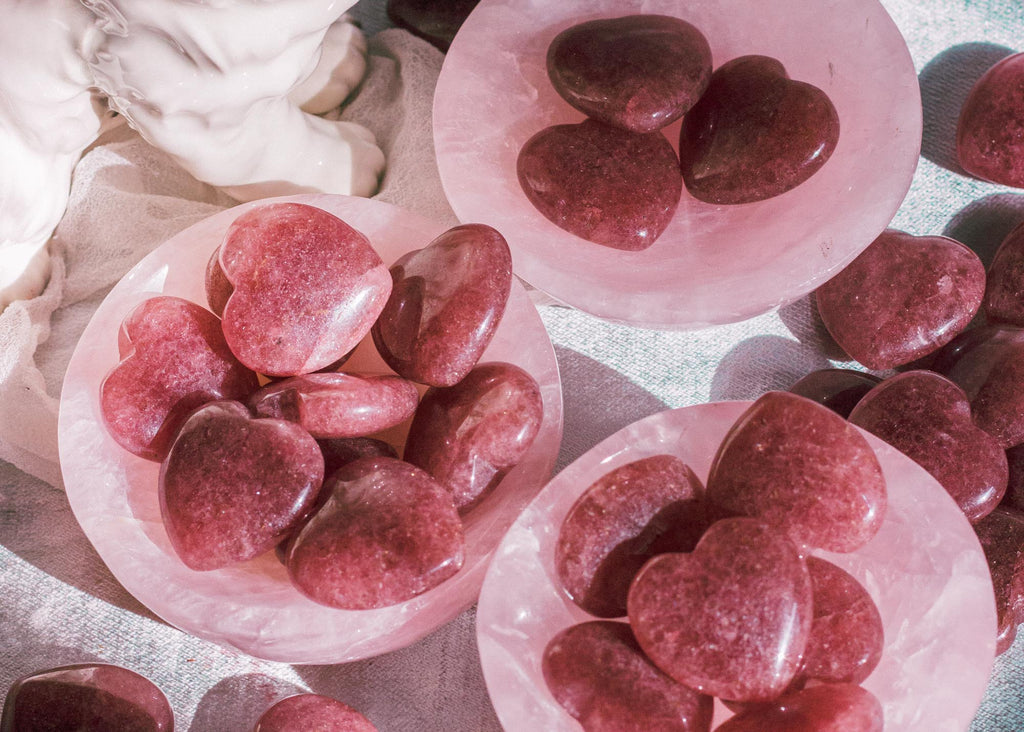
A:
555 454 708 618
252 694 377 732
971 506 1024 654
679 55 839 204
159 400 324 570
789 369 882 419
715 684 883 732
848 370 1007 521
547 14 712 133
627 517 812 702
517 119 682 250
286 456 464 609
985 221 1024 325
706 391 886 553
542 621 713 732
957 52 1024 187
100 296 258 461
815 229 985 370
372 223 512 387
219 202 392 376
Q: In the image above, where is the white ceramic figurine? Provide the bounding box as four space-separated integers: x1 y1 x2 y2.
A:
0 0 384 310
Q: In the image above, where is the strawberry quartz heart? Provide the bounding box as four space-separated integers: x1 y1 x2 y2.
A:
957 52 1024 187
678 55 839 205
247 372 419 439
252 694 377 732
848 370 1008 522
971 507 1024 654
100 296 258 461
286 456 464 609
403 362 543 512
317 436 397 477
627 517 812 702
554 454 709 618
218 202 392 376
0 663 173 732
546 15 712 133
542 621 713 732
706 391 886 553
985 221 1024 325
714 684 883 732
815 229 985 370
517 119 682 250
159 400 324 571
788 369 882 419
372 223 512 387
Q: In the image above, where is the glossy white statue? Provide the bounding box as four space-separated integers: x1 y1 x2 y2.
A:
0 0 384 310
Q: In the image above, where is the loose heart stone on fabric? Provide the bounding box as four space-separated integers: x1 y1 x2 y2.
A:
984 221 1024 325
957 52 1024 188
971 507 1024 654
252 693 378 732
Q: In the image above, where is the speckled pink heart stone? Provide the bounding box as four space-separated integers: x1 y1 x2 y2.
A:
985 221 1024 325
715 684 883 732
957 52 1024 187
252 694 377 732
971 506 1024 654
815 229 985 370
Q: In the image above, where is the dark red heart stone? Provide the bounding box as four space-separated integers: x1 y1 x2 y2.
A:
385 0 480 52
546 14 712 133
371 223 512 387
1006 443 1024 512
706 391 886 553
788 369 882 419
542 621 713 732
555 454 708 618
1 663 173 732
815 229 985 370
715 683 884 732
971 506 1024 654
286 456 464 609
517 119 682 250
627 517 812 702
318 436 398 478
159 400 324 571
848 370 1008 522
678 55 839 204
984 221 1024 325
252 693 377 732
403 362 543 513
957 52 1024 187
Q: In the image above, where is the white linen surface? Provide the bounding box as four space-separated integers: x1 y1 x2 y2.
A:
1 0 1023 729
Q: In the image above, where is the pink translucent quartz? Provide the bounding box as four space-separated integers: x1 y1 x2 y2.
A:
815 230 985 370
715 684 883 732
554 454 708 618
253 694 377 732
57 194 562 663
476 401 996 732
706 391 886 553
99 295 258 461
434 0 921 327
957 52 1024 187
542 621 713 732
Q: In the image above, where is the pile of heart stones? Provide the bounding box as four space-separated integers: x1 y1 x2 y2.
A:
99 201 544 610
0 662 376 731
516 14 839 251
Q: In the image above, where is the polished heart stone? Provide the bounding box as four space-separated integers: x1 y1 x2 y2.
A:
248 372 419 439
984 222 1024 325
318 436 398 478
1 663 173 732
788 369 882 419
403 362 543 512
542 621 713 732
219 202 391 376
971 507 1024 654
100 296 258 461
799 557 883 685
555 454 709 618
815 229 985 370
160 400 324 571
205 245 231 316
1006 443 1024 512
678 55 839 205
957 52 1024 187
372 223 512 387
706 391 886 553
627 517 812 702
386 0 480 51
546 15 712 133
848 370 1008 521
517 119 682 250
715 684 883 732
286 456 464 609
253 694 377 732
932 325 1024 448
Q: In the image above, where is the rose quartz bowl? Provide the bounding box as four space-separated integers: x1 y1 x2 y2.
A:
433 0 922 329
57 194 564 664
477 402 996 732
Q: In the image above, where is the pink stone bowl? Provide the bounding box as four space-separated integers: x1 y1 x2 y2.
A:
477 402 996 731
57 194 564 664
433 0 922 329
